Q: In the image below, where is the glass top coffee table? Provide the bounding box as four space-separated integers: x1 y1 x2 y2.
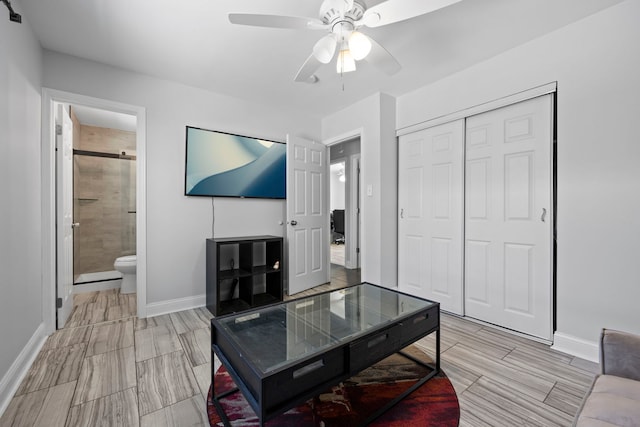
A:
211 283 440 426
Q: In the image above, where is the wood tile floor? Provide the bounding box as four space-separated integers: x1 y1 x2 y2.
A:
330 243 345 266
0 289 213 427
416 314 598 427
1 279 598 427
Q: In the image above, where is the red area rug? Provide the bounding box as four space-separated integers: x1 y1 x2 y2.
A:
207 345 459 426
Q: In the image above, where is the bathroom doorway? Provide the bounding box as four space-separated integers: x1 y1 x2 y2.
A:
69 105 137 289
43 89 147 329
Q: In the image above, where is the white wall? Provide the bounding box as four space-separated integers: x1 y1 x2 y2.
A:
322 93 397 287
42 51 321 306
330 166 345 211
0 3 45 413
397 0 640 359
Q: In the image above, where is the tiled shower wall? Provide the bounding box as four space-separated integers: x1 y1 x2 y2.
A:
71 108 136 280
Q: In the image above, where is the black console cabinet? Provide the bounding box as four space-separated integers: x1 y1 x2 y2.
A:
206 235 283 317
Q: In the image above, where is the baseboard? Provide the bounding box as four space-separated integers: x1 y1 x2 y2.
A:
145 294 206 318
73 279 121 294
551 332 599 363
0 322 48 417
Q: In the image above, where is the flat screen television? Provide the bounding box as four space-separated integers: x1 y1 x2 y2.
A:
184 126 286 199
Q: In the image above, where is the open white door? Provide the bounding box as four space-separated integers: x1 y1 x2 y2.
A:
287 135 329 295
56 104 74 328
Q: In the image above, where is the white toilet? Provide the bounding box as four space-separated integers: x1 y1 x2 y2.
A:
114 255 136 294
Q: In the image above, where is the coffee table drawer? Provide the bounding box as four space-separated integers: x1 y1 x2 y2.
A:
263 346 346 410
349 324 403 372
401 308 438 345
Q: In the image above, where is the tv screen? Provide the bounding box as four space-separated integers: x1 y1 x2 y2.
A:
184 126 286 199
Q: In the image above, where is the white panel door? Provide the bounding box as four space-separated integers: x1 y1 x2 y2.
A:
464 94 553 340
398 120 464 314
287 135 329 295
56 104 74 328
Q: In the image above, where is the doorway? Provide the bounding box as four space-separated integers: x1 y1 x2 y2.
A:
42 89 147 330
329 139 361 273
69 105 137 290
330 161 346 265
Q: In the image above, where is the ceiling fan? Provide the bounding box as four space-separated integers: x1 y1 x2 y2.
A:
229 0 461 82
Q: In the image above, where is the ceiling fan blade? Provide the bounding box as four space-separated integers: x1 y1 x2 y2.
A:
361 0 462 28
229 14 327 30
363 36 401 76
294 54 323 83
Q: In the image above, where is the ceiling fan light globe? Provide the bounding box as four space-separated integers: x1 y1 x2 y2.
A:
336 49 356 73
348 31 372 60
361 12 381 27
313 34 337 64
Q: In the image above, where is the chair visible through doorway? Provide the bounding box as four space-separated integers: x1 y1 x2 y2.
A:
332 209 345 244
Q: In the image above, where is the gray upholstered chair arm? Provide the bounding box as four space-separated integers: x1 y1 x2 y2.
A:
600 328 640 381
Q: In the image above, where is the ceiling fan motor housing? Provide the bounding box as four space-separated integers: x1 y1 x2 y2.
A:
321 1 365 27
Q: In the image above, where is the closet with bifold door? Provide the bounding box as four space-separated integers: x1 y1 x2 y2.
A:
398 93 554 341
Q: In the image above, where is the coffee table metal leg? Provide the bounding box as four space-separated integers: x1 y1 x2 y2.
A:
360 335 440 426
436 328 441 371
362 368 438 425
212 387 239 427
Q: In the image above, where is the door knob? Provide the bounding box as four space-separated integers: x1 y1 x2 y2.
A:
290 220 298 226
72 222 80 228
541 208 547 223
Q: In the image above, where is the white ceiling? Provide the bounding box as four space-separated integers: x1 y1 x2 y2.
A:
71 104 137 132
20 0 623 118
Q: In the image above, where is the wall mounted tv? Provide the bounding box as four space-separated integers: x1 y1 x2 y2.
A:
184 126 286 199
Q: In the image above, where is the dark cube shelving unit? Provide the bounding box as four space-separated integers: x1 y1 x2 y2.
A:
206 235 283 317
